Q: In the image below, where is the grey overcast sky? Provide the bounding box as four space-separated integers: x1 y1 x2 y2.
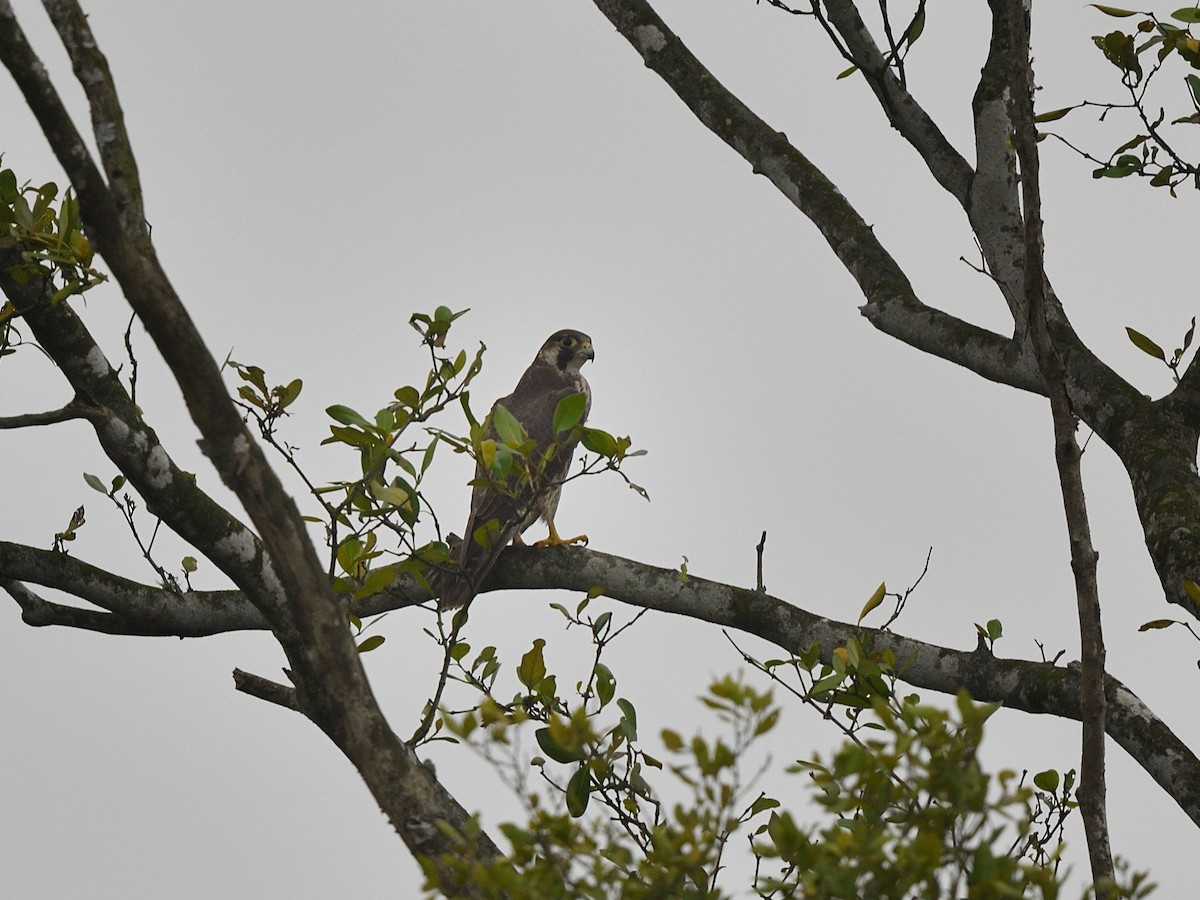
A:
2 1 1197 896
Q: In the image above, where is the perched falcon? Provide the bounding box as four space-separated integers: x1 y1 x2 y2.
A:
438 329 594 611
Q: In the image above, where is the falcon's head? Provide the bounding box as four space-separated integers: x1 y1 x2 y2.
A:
539 329 595 374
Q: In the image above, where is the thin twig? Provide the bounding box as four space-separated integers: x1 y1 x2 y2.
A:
1005 1 1114 889
755 530 767 592
0 402 95 428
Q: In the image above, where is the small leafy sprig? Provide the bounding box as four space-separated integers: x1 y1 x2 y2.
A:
1125 316 1195 382
1038 6 1200 193
0 165 107 302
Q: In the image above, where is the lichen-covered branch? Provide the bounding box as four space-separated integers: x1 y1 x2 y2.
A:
7 540 1197 830
589 0 1041 395
0 237 277 604
0 540 260 634
0 6 502 878
42 0 146 238
593 0 1200 626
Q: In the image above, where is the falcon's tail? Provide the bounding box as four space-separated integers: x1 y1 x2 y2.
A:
437 525 512 611
437 572 474 611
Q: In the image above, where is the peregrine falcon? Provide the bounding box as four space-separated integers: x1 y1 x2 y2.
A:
438 330 594 610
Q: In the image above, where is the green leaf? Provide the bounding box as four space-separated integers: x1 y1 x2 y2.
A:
491 403 527 448
552 392 587 435
565 764 591 817
750 795 781 815
1185 578 1200 603
835 64 858 79
374 408 395 432
356 634 386 653
238 364 267 393
322 425 371 448
1093 30 1142 80
336 535 364 575
517 638 547 690
280 378 303 409
1126 326 1166 361
1172 7 1200 23
83 472 107 493
755 708 781 736
535 727 582 764
181 556 198 573
1151 165 1176 187
1089 4 1139 16
1139 618 1178 631
1033 769 1060 792
393 385 420 409
661 728 683 751
580 427 618 457
1187 74 1200 108
905 9 925 45
857 581 887 624
591 611 611 637
594 662 616 707
326 404 373 429
616 698 638 740
355 565 398 600
1034 106 1074 123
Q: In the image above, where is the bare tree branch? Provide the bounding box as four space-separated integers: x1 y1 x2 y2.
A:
0 237 277 600
0 400 96 428
4 578 177 635
590 0 1200 630
233 668 300 711
822 0 973 204
590 0 1043 396
7 539 1198 832
1005 0 1113 885
42 0 145 237
0 540 260 634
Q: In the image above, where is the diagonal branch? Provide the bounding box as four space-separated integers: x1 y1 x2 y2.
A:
0 238 278 604
1006 0 1113 884
0 9 503 878
590 0 1043 396
822 0 973 205
594 1 1200 630
42 0 145 238
0 400 97 428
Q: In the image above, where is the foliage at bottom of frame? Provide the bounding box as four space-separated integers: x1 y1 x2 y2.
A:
417 623 1154 899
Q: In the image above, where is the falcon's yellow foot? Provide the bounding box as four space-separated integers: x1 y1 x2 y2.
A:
533 521 588 548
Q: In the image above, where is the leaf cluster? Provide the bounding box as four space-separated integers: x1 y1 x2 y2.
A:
0 164 106 305
1041 6 1200 192
420 614 1139 898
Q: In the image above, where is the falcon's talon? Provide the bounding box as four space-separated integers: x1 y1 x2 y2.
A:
533 532 588 548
